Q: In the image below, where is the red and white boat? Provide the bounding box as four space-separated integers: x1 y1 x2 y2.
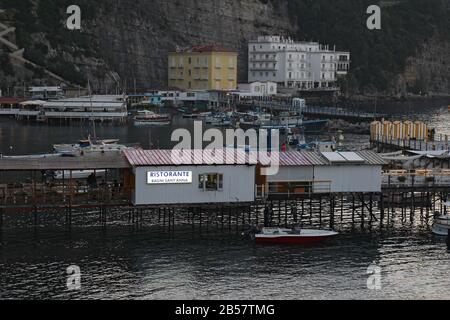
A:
255 227 338 245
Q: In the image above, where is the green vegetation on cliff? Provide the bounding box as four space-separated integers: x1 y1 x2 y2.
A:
285 0 450 94
1 0 449 93
0 0 100 84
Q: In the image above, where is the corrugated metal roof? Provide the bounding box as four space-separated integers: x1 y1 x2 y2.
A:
355 151 387 165
125 150 325 167
301 151 330 165
124 149 259 166
0 153 130 171
278 152 312 166
123 150 385 167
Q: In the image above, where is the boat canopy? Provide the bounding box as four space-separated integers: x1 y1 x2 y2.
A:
408 150 450 159
20 100 47 106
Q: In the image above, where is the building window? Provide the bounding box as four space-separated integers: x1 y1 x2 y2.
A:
189 57 192 64
199 173 223 191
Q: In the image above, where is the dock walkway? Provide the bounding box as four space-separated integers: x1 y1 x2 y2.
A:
237 100 385 122
371 135 450 152
303 106 385 122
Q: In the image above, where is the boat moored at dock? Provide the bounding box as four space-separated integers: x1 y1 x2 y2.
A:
204 112 232 126
53 138 136 155
53 169 107 180
432 202 450 236
133 110 171 126
254 227 338 245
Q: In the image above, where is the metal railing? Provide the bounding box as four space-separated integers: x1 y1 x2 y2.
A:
371 134 449 151
382 170 450 189
256 181 332 199
0 181 130 207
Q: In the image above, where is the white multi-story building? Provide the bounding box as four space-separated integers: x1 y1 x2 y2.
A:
248 36 350 90
237 81 277 97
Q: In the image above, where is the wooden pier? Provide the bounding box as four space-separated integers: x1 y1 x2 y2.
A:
0 153 448 234
237 98 385 122
303 106 385 122
371 135 450 152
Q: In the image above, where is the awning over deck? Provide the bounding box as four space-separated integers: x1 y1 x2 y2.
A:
0 153 131 171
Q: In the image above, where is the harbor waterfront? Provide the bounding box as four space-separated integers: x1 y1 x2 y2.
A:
1 0 450 305
0 102 450 299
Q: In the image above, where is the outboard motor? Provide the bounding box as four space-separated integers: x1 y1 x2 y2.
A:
243 225 260 240
447 229 450 251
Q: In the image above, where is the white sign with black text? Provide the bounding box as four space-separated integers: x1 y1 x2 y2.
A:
147 171 193 185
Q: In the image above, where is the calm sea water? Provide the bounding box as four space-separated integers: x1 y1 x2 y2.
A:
0 101 450 300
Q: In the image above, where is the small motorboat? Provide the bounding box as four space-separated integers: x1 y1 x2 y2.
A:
53 169 107 180
205 113 232 126
133 110 171 126
432 202 450 236
254 227 338 245
54 138 132 155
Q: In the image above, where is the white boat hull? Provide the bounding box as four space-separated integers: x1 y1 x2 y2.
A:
432 215 450 236
54 170 106 180
255 228 338 245
134 121 170 126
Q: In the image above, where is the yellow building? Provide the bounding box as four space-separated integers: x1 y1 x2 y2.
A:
168 45 238 91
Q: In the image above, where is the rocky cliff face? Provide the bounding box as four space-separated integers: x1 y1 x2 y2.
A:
400 34 450 96
83 0 295 89
0 0 294 91
1 0 449 97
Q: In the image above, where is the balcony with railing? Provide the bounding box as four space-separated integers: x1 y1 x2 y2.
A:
382 170 450 191
249 66 277 71
256 181 332 199
249 57 277 62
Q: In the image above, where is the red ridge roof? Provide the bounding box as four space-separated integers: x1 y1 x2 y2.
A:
172 45 237 54
0 97 26 104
